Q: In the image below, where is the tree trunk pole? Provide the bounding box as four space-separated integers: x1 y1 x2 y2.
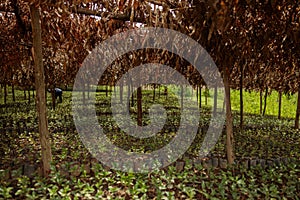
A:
120 81 123 104
24 89 26 100
137 87 143 126
278 91 282 119
213 85 217 116
12 84 15 102
205 86 208 106
295 88 300 129
222 95 225 113
224 69 234 165
239 64 244 132
199 85 202 108
30 4 52 177
127 79 131 109
263 87 268 116
260 90 263 115
196 85 198 104
131 79 134 107
113 85 116 98
181 85 184 111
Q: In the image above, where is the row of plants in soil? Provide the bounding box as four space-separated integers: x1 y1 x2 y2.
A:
1 160 299 199
1 105 299 167
1 90 299 166
0 89 299 199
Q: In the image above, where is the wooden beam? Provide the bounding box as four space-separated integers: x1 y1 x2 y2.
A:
30 4 52 177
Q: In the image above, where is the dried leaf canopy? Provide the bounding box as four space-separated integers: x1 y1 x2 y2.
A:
0 0 299 92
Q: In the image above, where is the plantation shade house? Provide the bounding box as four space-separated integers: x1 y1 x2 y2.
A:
0 0 299 175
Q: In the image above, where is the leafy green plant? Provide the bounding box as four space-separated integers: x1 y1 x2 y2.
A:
0 185 13 199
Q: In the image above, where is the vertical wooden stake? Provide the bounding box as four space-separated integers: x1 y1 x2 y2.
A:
30 4 52 177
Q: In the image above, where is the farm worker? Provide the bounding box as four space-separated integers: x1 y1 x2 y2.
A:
54 88 63 103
